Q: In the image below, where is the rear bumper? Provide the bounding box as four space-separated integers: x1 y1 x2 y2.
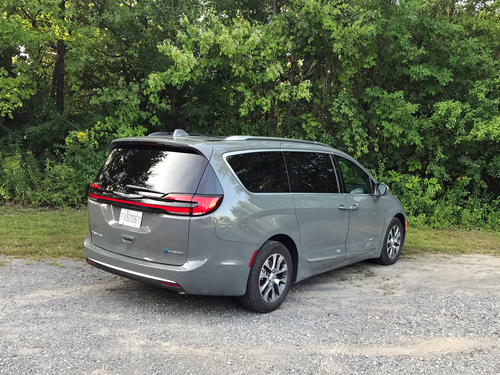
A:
83 235 255 296
86 257 185 291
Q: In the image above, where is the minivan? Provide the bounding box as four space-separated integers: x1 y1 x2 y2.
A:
84 129 406 312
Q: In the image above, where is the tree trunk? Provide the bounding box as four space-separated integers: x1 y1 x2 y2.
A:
51 0 67 113
51 40 67 113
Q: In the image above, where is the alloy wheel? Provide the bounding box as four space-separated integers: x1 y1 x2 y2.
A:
259 253 288 303
387 225 401 259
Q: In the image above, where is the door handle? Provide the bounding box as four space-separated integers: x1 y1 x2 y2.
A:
338 205 359 211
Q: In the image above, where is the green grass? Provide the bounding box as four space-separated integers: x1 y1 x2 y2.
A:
0 206 499 260
404 227 500 257
0 206 87 259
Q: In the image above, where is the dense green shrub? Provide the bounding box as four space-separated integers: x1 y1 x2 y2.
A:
0 141 106 207
1 0 499 230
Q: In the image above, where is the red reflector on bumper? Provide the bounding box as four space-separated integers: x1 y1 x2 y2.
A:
86 258 96 265
160 281 181 288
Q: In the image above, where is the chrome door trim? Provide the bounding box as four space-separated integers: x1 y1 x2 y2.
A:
307 253 344 262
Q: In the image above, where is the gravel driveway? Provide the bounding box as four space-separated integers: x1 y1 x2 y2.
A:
1 254 499 374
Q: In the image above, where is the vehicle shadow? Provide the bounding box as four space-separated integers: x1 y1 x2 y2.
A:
92 260 382 314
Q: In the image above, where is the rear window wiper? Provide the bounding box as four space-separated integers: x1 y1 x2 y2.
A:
125 185 165 196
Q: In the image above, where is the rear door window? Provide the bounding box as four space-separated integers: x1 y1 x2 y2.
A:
226 152 289 193
95 146 208 194
284 152 339 193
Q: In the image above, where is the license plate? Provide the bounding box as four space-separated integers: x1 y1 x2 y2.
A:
118 208 143 228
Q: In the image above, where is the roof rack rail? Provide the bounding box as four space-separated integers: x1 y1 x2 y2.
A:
224 135 331 148
148 132 173 137
148 129 224 139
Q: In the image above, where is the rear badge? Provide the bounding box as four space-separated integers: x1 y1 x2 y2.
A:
164 249 184 255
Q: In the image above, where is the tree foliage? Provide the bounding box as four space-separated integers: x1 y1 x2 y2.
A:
1 0 499 228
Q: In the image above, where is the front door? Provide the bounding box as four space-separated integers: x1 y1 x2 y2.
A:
335 156 385 263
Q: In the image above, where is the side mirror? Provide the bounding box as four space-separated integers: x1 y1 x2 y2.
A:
375 183 389 196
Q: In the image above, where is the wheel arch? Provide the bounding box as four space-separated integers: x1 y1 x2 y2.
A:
267 234 299 283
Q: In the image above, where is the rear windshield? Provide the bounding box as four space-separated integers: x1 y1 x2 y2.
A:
95 146 208 194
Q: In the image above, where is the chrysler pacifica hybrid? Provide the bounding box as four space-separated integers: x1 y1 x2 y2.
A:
84 129 406 312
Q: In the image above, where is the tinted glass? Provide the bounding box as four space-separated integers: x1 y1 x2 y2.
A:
336 156 373 194
196 163 224 195
227 152 289 193
95 146 208 194
284 152 339 193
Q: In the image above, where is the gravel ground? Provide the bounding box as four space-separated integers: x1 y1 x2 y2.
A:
0 254 499 375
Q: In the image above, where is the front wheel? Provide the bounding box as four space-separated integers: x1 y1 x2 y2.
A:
375 218 403 265
239 241 293 313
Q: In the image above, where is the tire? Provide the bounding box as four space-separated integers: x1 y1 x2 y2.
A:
375 218 403 266
239 241 293 313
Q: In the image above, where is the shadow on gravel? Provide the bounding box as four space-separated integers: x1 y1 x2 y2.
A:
94 259 383 315
104 277 247 315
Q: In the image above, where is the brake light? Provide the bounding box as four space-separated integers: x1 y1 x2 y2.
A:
90 182 101 189
192 196 222 216
88 192 222 216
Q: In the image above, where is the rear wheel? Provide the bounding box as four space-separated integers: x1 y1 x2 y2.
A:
376 218 403 265
240 241 293 313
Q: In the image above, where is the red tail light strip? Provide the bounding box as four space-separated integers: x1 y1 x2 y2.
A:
88 192 191 214
192 196 222 216
88 192 221 216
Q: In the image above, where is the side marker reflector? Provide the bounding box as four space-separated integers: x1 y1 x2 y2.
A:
249 250 259 267
405 220 407 230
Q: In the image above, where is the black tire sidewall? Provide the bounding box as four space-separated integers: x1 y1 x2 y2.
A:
379 218 403 266
244 241 293 313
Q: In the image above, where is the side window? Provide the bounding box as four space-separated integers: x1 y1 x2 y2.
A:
284 152 339 193
226 152 289 193
336 156 373 194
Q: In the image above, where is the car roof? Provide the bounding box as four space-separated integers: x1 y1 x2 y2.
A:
111 129 349 158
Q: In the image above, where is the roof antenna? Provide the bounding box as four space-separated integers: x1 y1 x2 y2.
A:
173 129 189 138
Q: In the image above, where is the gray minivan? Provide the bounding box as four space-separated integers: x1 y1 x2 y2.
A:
84 130 406 312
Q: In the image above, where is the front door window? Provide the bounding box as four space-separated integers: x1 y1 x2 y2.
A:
336 157 373 194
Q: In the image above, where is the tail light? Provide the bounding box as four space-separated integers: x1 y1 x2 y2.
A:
191 196 222 216
88 192 222 217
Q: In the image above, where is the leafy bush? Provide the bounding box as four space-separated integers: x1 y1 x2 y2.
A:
0 139 106 207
